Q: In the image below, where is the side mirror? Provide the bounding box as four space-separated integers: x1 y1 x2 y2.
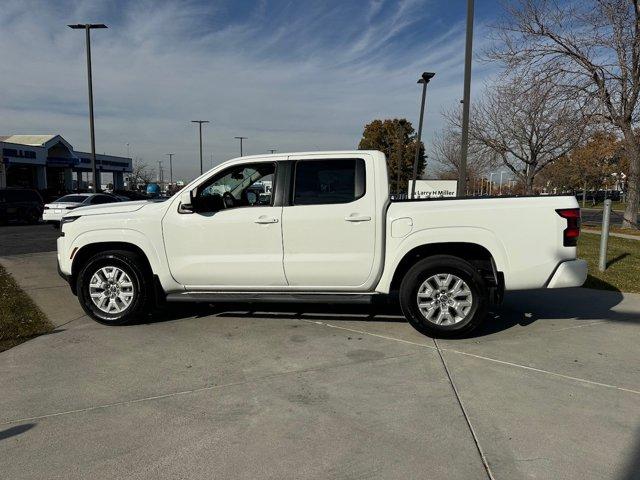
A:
195 193 224 213
179 189 194 213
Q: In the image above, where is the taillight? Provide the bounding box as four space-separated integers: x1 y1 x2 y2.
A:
556 208 581 246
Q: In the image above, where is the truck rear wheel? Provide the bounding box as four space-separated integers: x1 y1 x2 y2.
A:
399 255 489 338
77 250 151 325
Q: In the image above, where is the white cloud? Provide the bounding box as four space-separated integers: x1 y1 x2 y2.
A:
0 0 498 181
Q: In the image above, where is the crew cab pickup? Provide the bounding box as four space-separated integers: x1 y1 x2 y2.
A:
57 151 587 337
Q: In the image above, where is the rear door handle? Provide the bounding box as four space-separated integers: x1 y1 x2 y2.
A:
255 216 279 224
345 214 371 222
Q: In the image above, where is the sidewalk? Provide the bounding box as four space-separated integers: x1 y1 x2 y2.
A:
582 228 640 241
0 252 86 328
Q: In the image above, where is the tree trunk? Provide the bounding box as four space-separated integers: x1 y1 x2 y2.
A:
621 128 640 229
582 181 587 208
523 166 535 195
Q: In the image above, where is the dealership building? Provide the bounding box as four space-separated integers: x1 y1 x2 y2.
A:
0 134 132 191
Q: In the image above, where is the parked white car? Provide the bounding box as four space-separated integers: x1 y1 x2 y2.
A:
43 193 120 224
56 151 587 337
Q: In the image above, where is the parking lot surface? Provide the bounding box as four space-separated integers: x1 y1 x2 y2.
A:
0 223 59 256
1 249 639 479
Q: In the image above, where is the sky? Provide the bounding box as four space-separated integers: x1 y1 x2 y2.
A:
0 0 503 182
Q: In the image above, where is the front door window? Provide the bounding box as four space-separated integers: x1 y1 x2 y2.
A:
196 163 275 211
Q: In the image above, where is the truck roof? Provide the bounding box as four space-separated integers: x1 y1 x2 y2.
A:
235 150 381 161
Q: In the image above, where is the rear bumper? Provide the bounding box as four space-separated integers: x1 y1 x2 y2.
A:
547 259 588 288
42 210 64 223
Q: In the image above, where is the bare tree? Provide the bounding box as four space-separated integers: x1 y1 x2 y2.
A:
128 159 155 189
489 0 640 225
431 125 497 189
448 75 589 194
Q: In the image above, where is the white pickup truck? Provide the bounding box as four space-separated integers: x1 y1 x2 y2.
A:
57 151 587 337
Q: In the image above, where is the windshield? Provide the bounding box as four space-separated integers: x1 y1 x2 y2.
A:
55 195 88 203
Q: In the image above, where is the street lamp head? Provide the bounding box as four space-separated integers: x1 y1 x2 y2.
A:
68 24 108 29
234 136 247 140
191 120 210 124
418 72 436 84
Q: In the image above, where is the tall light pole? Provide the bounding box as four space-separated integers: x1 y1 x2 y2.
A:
191 120 209 175
235 136 247 156
68 23 108 192
157 160 163 184
126 143 130 158
458 0 475 197
166 153 174 185
410 72 435 199
268 149 277 154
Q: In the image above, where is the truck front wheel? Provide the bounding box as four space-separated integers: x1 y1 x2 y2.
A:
77 250 151 325
399 255 489 338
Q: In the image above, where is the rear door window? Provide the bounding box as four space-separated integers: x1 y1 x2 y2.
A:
293 159 365 205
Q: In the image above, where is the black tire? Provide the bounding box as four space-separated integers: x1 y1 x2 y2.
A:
76 250 152 325
399 255 489 338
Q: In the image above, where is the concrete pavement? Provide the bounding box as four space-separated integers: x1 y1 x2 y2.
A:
1 251 639 479
0 252 85 327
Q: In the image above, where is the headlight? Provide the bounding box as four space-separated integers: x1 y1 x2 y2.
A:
60 216 80 226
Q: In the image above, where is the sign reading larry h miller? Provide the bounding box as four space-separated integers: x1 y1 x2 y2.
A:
409 180 458 199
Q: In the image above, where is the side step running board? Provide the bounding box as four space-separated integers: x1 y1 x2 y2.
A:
165 291 379 304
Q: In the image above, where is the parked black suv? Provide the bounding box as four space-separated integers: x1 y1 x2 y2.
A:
0 189 44 224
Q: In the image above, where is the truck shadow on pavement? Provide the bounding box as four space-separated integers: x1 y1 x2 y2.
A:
473 287 637 337
148 286 638 339
0 423 35 442
619 427 640 480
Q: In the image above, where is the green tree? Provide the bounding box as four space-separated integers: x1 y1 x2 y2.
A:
358 119 425 195
540 132 620 205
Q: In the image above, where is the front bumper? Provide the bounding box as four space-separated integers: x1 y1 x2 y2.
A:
57 252 76 295
547 259 588 288
57 257 71 284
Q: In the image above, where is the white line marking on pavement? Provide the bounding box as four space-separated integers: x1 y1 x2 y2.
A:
304 320 437 350
548 320 608 332
442 348 640 395
306 320 640 396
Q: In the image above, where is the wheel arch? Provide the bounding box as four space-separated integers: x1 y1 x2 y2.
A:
70 242 153 294
383 242 505 302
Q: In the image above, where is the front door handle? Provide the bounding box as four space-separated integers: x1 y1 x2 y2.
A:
345 214 371 222
255 216 279 224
